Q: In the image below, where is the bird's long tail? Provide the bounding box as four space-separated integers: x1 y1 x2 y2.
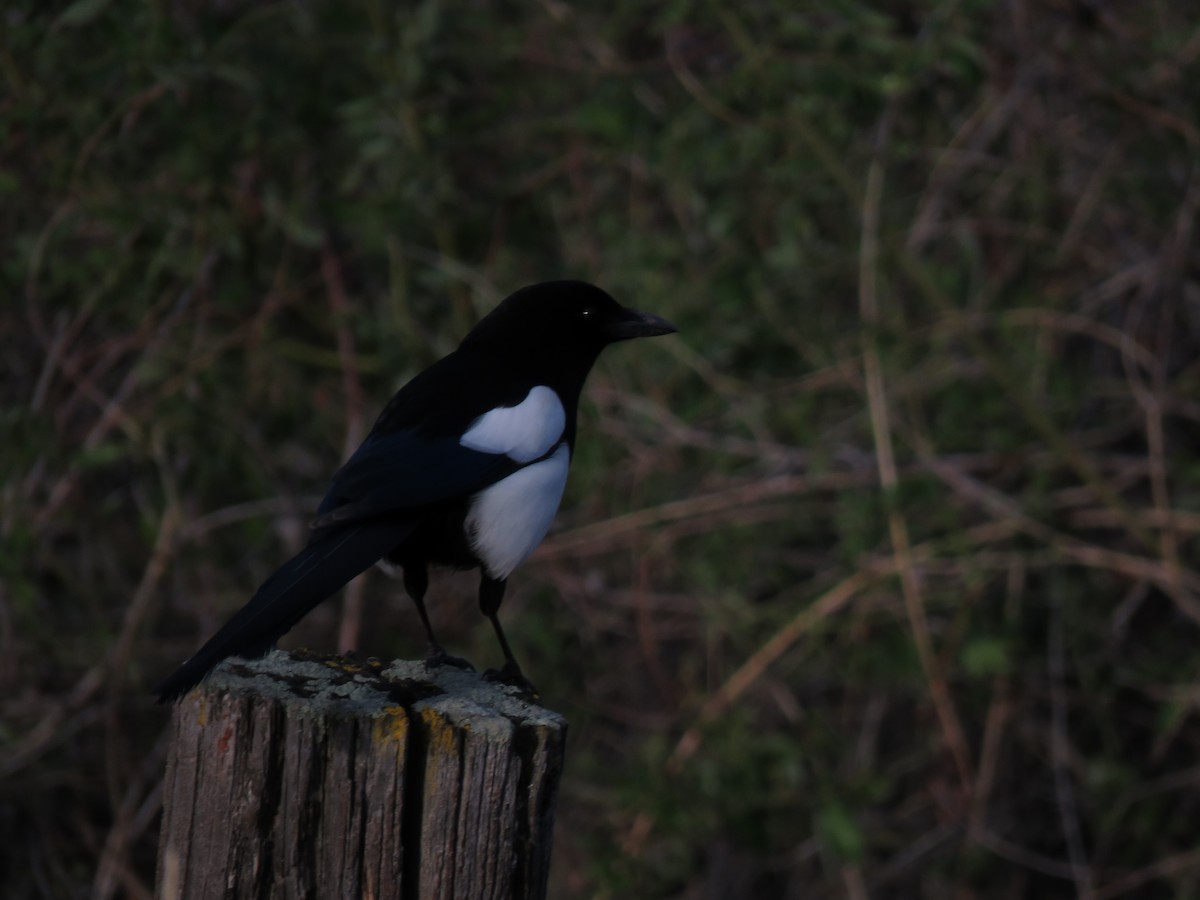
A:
156 520 412 702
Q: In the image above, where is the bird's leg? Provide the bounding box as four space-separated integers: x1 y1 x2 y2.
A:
479 574 539 696
402 564 474 671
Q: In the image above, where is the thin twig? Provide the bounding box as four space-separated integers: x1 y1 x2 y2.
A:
321 243 368 652
968 679 1010 842
1093 847 1200 900
1049 596 1097 898
860 110 973 788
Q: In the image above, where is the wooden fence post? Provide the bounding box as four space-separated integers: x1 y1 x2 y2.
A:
155 650 567 900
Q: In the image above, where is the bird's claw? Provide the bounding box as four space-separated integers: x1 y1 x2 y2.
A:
424 646 476 672
483 662 540 698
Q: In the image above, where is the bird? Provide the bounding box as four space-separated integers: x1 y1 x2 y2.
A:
156 280 676 701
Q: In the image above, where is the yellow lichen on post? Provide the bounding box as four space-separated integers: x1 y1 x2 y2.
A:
374 706 410 745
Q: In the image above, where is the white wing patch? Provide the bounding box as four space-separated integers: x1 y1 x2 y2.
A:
467 443 569 579
459 385 566 463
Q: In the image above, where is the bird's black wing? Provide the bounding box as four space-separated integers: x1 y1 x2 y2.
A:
309 427 524 538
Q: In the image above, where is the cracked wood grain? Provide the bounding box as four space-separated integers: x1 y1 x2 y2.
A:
155 651 566 900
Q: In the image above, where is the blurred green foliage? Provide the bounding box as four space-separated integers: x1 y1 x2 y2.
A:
4 0 1200 897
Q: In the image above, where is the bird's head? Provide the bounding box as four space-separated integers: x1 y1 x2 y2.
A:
462 281 677 381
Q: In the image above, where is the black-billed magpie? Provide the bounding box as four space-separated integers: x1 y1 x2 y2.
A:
156 280 676 701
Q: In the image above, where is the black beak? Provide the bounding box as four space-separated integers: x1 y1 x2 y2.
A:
605 307 679 342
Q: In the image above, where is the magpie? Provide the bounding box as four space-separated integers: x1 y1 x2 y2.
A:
156 280 676 701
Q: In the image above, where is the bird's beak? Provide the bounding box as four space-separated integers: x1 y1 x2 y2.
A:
605 307 679 342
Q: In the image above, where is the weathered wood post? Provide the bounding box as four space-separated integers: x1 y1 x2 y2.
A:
156 650 567 900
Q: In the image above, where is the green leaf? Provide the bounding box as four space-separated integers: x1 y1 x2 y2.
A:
961 637 1010 678
816 803 863 862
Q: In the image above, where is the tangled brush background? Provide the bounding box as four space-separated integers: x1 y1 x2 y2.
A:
4 2 1200 896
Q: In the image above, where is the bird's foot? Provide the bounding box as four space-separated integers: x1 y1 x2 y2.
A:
424 645 476 672
483 662 540 699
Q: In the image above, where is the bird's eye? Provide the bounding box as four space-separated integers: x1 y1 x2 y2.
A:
580 307 593 319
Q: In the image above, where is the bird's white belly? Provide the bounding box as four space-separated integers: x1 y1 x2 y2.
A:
466 443 569 579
